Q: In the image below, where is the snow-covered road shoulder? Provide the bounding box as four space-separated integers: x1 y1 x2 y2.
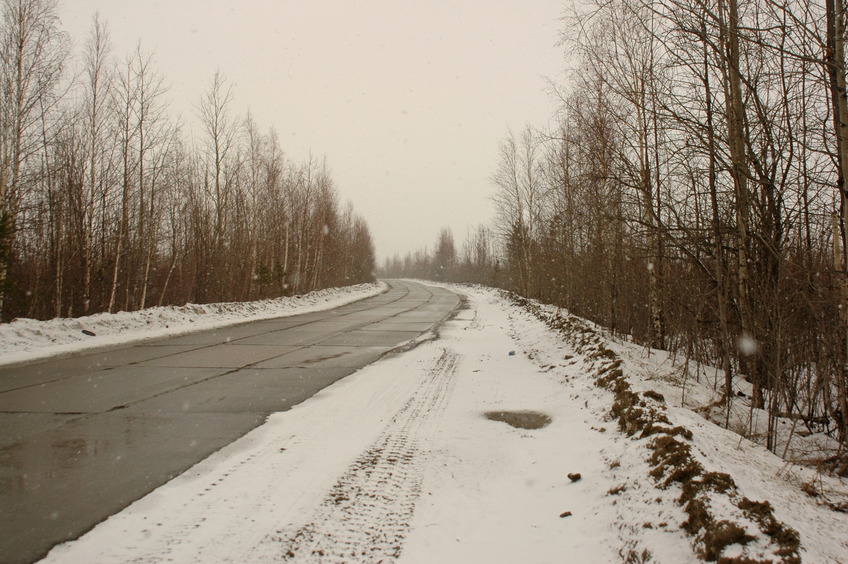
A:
501 288 848 563
0 282 386 367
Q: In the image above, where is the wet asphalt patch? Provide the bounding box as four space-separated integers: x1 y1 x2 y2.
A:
484 410 552 430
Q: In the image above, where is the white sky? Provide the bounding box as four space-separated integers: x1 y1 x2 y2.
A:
59 0 566 262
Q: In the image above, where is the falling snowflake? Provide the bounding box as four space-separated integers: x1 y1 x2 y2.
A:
737 334 758 356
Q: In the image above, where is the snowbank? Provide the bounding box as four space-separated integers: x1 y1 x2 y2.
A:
0 282 386 367
493 285 848 562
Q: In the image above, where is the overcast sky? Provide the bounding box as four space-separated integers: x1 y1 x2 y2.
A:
59 0 566 262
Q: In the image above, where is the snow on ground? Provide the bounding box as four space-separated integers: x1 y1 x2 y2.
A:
602 333 848 562
0 282 386 367
36 282 848 563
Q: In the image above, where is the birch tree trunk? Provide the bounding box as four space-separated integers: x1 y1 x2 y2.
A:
826 0 848 446
721 0 761 407
108 58 136 313
82 14 110 315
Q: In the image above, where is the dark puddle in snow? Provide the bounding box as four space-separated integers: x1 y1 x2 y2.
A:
484 410 551 430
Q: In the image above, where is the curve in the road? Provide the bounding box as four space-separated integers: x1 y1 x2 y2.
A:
0 279 459 564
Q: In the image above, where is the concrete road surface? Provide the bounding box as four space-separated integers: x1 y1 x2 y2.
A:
0 279 460 563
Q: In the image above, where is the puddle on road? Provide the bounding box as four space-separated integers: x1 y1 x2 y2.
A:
484 410 551 430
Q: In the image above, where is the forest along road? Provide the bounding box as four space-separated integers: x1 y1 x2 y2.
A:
0 279 460 564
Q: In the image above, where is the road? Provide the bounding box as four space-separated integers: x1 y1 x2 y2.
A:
0 280 460 563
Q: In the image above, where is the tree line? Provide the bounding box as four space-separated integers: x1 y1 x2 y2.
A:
384 0 848 465
381 226 501 285
0 0 376 321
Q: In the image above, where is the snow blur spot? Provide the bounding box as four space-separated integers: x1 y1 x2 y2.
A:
322 224 330 236
49 511 59 521
647 262 654 271
737 334 758 356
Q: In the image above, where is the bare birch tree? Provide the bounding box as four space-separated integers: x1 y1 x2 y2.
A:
0 0 67 318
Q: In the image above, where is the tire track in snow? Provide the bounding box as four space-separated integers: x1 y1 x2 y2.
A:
277 347 460 562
